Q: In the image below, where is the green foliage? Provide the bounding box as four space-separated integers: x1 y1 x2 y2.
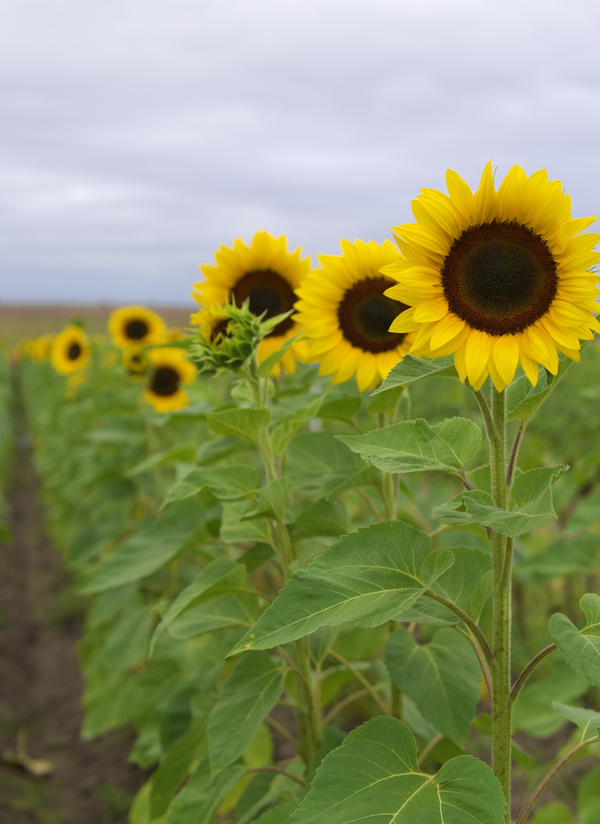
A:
290 717 505 823
549 594 600 688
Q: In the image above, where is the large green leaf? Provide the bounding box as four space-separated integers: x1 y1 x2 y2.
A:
338 417 481 475
162 465 259 507
168 593 259 640
286 432 369 498
208 652 285 774
229 521 453 654
552 702 600 743
206 408 271 442
549 595 600 688
256 801 301 823
290 717 505 824
385 627 481 745
150 720 207 818
434 466 566 538
287 498 349 539
151 560 247 653
166 758 246 823
372 354 458 392
82 500 204 594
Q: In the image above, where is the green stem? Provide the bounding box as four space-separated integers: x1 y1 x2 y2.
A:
489 386 512 821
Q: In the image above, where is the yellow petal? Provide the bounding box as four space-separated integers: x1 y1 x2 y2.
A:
519 350 539 387
331 346 362 384
413 297 449 323
473 160 498 223
430 313 465 350
488 356 507 393
464 330 491 385
356 352 378 392
492 334 520 386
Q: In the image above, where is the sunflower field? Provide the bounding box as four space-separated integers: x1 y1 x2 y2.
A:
7 164 600 824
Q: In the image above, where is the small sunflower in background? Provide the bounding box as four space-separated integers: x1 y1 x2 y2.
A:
384 162 600 391
165 327 185 342
108 306 166 349
193 307 231 347
192 231 310 374
123 347 149 376
144 348 196 412
30 335 54 363
294 239 415 391
51 325 91 375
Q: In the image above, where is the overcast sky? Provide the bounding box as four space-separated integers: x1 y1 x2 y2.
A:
1 0 599 306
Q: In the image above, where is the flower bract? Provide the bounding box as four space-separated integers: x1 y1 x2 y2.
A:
294 239 414 391
192 231 310 374
383 162 600 391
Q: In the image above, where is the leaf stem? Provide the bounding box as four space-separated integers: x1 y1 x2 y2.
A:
510 645 556 705
322 688 371 726
417 732 444 767
423 590 494 664
328 649 391 715
356 488 383 522
516 735 600 824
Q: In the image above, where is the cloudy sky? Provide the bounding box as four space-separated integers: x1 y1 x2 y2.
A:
1 0 599 305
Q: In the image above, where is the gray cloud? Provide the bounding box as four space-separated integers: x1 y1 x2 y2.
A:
1 0 599 304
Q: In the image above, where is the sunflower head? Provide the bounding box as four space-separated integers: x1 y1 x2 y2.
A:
51 325 91 375
293 239 415 391
30 335 54 363
190 301 278 375
108 306 166 349
123 346 149 376
383 162 600 391
144 347 196 413
192 230 310 374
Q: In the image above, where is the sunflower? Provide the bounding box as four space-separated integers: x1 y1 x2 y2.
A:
192 231 310 374
123 346 149 375
294 239 415 391
51 325 91 375
108 306 166 349
30 335 54 363
192 307 231 346
144 348 196 412
383 162 600 391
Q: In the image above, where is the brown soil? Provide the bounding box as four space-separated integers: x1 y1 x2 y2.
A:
0 403 145 823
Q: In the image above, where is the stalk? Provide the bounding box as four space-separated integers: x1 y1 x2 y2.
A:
488 385 512 819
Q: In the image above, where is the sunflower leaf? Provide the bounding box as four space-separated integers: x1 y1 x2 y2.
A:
385 627 481 745
372 354 458 393
228 520 450 654
258 331 300 376
161 465 259 508
290 717 505 824
552 702 600 743
337 417 481 475
507 350 581 424
241 477 293 522
206 408 271 442
548 608 600 688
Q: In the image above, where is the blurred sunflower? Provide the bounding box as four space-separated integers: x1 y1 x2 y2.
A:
192 231 310 374
30 335 54 363
383 162 600 391
108 306 165 349
294 239 415 391
193 307 231 346
123 347 149 375
144 348 195 412
51 325 91 375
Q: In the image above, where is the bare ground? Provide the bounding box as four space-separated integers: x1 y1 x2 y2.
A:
0 401 145 824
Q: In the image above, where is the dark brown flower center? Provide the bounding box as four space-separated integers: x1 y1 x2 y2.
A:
442 221 558 335
67 342 82 360
127 352 147 373
125 318 150 340
232 269 295 337
150 366 180 397
337 277 409 353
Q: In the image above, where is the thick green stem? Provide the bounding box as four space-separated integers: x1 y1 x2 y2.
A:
489 386 512 820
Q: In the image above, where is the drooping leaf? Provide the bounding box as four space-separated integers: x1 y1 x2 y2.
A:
242 478 293 522
206 408 271 442
552 702 600 742
229 521 452 654
162 465 259 507
287 498 349 539
372 354 458 393
150 720 207 818
208 652 285 774
549 603 600 688
166 758 246 824
151 560 247 653
385 627 481 745
290 717 505 824
83 501 204 594
338 417 481 475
